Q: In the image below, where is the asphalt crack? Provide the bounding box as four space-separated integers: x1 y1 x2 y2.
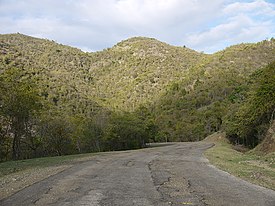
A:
149 159 209 206
148 161 171 203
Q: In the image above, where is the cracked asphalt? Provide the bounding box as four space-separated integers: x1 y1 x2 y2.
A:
1 142 275 206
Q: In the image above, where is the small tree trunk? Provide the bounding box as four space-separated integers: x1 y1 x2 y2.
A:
12 133 21 160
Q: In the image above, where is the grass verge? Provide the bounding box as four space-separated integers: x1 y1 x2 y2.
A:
0 144 164 178
0 152 99 178
0 152 102 199
204 132 275 190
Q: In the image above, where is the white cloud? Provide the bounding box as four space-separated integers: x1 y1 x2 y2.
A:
223 0 275 16
184 0 275 53
186 14 273 53
0 0 274 53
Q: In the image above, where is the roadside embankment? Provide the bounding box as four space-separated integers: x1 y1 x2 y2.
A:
203 132 275 190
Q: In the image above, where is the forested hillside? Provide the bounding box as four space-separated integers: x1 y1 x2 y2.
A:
0 33 274 161
149 41 275 142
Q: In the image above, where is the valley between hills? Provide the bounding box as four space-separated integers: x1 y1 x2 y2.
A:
0 33 274 159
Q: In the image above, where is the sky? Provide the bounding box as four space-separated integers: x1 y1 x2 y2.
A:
0 0 274 53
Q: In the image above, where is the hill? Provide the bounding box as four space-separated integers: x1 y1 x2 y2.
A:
0 34 206 111
149 40 275 141
0 33 274 160
89 37 205 110
1 34 274 112
0 33 102 117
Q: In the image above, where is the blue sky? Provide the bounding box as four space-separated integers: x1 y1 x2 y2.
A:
0 0 274 53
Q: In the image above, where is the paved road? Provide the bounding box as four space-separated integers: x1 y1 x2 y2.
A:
1 142 275 206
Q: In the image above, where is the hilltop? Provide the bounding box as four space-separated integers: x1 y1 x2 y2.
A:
89 37 204 110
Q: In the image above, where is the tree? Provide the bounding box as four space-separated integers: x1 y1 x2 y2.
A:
0 68 42 160
103 112 148 151
39 116 74 156
0 116 12 161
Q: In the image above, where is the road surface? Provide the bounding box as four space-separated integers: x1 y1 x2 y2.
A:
1 142 275 206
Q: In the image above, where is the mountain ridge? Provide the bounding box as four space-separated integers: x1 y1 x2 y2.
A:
1 33 274 113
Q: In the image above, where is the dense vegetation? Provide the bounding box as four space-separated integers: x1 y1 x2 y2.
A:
148 41 275 142
0 33 274 161
0 68 151 161
224 61 275 148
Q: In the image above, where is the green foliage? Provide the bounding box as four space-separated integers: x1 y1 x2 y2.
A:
103 112 148 150
0 119 12 161
39 116 75 156
79 113 108 153
0 68 43 160
224 61 275 147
